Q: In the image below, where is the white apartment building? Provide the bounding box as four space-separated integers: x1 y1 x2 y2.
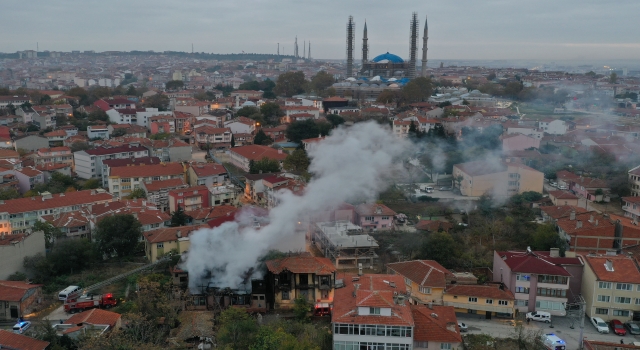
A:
74 144 149 179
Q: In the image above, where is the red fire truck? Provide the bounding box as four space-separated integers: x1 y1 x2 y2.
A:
64 292 117 313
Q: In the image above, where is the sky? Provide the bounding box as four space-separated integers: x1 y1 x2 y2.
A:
2 0 639 61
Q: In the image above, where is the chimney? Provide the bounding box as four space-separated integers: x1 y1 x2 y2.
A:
570 210 576 221
446 322 457 332
353 283 360 298
176 230 182 238
605 259 614 271
589 215 594 223
428 302 433 309
595 219 599 226
550 248 560 258
576 220 582 229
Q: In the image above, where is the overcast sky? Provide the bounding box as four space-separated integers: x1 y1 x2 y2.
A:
2 0 639 61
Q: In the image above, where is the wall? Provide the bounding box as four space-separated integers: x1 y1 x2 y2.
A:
0 230 46 280
169 146 192 162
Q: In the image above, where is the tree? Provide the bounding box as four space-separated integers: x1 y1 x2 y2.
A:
419 231 459 268
231 134 236 147
237 106 260 118
94 214 143 258
310 71 335 95
250 157 281 174
293 297 312 322
283 148 310 173
143 94 170 111
260 102 284 125
285 119 320 144
531 224 565 254
125 85 138 96
127 188 147 199
326 114 345 127
610 72 618 84
326 87 337 97
376 89 402 106
253 129 273 145
88 110 109 122
0 187 21 200
33 220 64 250
462 99 470 105
170 207 189 227
71 141 92 153
274 71 307 97
217 308 258 350
7 271 27 281
165 80 184 91
487 72 496 81
401 77 433 103
82 178 101 190
111 128 127 137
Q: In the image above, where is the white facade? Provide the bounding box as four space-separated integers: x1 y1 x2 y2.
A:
539 119 568 135
87 125 109 139
137 109 173 128
506 127 543 139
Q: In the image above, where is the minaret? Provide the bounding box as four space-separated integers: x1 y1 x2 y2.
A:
346 16 355 77
308 42 311 60
421 14 429 77
304 41 306 59
362 21 369 65
408 12 419 79
277 43 280 55
294 36 298 58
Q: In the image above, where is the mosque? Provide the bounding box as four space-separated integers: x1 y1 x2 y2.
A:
346 12 429 80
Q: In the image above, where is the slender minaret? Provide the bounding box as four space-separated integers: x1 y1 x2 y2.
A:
308 42 311 60
362 21 369 65
294 36 298 58
421 14 429 77
346 16 355 77
408 12 419 79
277 43 280 55
304 41 306 59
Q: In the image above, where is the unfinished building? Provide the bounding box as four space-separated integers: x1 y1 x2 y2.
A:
310 221 378 269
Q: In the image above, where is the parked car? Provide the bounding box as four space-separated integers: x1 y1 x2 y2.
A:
458 322 468 332
12 321 31 334
550 182 558 187
558 185 568 190
610 319 627 336
526 311 551 323
624 322 640 335
541 333 566 350
591 317 609 334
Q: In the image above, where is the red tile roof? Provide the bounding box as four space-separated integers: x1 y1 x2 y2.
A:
387 260 453 288
17 166 43 178
65 308 121 327
540 205 588 220
548 190 579 200
583 255 640 283
266 256 336 275
44 130 66 137
622 196 640 205
556 212 614 235
142 178 186 192
411 305 462 344
0 190 112 215
354 203 397 217
185 205 237 221
143 225 208 243
0 330 49 350
0 281 43 302
84 145 148 156
445 283 515 300
230 145 287 161
0 149 19 158
102 156 162 168
110 162 184 178
190 163 227 177
572 176 609 189
495 251 573 276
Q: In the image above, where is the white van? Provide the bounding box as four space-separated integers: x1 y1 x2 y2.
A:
526 311 551 323
541 333 565 350
58 285 81 301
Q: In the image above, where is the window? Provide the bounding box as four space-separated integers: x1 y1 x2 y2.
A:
381 216 389 220
441 344 452 350
499 300 508 306
616 283 633 291
597 295 611 303
635 298 640 305
419 287 431 294
156 243 164 248
365 216 374 221
595 308 608 315
404 277 412 286
613 310 630 317
370 307 381 315
468 297 478 303
486 299 493 304
281 291 290 300
599 282 612 289
516 274 530 281
515 287 530 294
615 297 631 304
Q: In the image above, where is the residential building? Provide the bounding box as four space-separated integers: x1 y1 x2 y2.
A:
107 162 184 198
453 161 544 198
0 231 46 280
386 260 454 305
141 178 187 211
442 284 515 319
13 167 44 194
556 211 616 253
262 125 288 142
0 330 49 350
265 256 336 309
185 205 237 225
0 190 112 234
622 197 640 220
569 177 610 202
41 211 91 239
101 156 162 187
187 162 228 187
581 254 640 321
540 205 588 224
229 145 288 172
411 305 463 350
87 124 110 139
142 225 208 262
32 147 73 168
262 175 304 208
168 185 210 212
243 172 279 202
108 123 147 138
34 114 58 131
354 203 397 231
55 309 122 339
230 90 263 99
74 144 150 179
0 149 20 162
0 281 43 321
194 126 232 149
629 165 640 197
538 119 568 135
548 190 579 206
0 95 30 108
209 184 239 206
492 249 583 316
224 117 256 134
13 135 49 152
145 138 192 162
501 134 541 152
94 98 136 111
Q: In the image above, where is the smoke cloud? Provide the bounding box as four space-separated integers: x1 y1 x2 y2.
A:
182 122 411 291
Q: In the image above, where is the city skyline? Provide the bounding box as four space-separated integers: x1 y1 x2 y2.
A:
2 0 639 61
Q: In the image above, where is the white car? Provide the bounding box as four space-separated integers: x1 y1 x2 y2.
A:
12 321 31 334
591 317 609 334
458 322 468 332
558 185 568 190
550 182 558 188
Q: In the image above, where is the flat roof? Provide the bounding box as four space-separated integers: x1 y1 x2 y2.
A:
316 221 378 249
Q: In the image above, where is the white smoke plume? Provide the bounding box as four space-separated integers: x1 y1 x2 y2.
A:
182 122 411 291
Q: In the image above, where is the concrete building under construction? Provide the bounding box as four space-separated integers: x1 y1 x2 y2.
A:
310 221 378 269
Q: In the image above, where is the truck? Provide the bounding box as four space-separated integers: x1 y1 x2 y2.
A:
64 292 117 313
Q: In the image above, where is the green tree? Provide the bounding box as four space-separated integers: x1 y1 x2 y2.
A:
293 297 312 322
82 178 101 190
274 71 307 97
253 129 273 145
0 187 21 200
401 77 433 103
143 94 170 111
217 308 258 350
88 110 109 122
127 188 147 199
609 72 618 84
111 128 127 137
419 231 459 268
33 220 64 250
94 214 142 258
237 106 261 118
376 89 402 106
285 119 321 144
283 148 310 172
531 224 565 254
310 71 335 95
231 134 236 147
487 72 497 81
7 271 27 281
326 114 345 127
250 157 281 174
170 207 189 227
260 102 284 125
125 85 138 96
165 80 184 91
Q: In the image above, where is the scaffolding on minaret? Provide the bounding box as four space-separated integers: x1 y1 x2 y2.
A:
408 12 418 79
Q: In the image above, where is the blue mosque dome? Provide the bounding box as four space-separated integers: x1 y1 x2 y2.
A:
371 52 404 63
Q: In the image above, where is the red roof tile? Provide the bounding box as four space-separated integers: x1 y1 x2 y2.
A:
142 178 186 192
387 260 454 288
230 145 288 161
65 308 121 327
184 205 237 221
0 281 42 302
548 190 578 200
0 190 112 215
583 255 640 283
190 163 227 177
266 256 336 275
411 305 462 344
445 283 515 300
110 162 184 178
143 225 208 243
0 330 49 350
496 251 573 276
354 203 397 217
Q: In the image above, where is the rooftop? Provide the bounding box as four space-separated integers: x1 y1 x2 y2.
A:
143 225 208 244
110 162 184 178
411 305 462 344
266 256 336 275
65 308 121 328
0 330 49 350
583 254 640 284
387 260 454 288
0 190 112 215
0 280 43 302
496 250 576 276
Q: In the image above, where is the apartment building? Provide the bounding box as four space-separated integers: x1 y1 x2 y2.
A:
194 126 232 149
629 165 640 197
107 162 184 198
443 284 515 319
265 256 336 309
13 167 44 194
453 161 544 198
0 189 112 234
229 145 288 172
142 225 208 263
74 144 150 179
168 185 210 212
493 249 583 316
622 196 640 220
101 156 162 188
187 162 228 187
32 147 73 168
354 204 397 231
582 254 640 322
386 260 454 305
0 231 45 280
141 178 187 212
